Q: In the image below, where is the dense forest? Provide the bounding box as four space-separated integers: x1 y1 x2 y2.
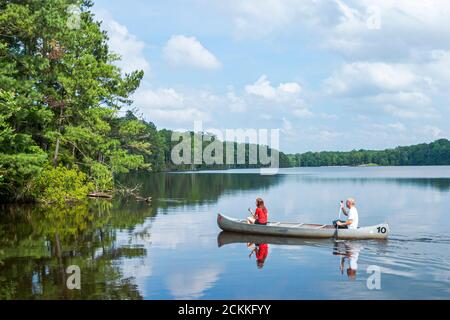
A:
0 0 151 203
1 1 449 205
287 139 450 167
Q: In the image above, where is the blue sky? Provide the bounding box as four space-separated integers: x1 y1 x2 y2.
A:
92 0 450 153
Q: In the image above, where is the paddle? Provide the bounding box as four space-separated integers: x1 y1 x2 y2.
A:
335 201 343 239
338 201 343 221
247 207 255 224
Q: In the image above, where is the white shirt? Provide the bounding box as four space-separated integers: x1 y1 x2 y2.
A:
347 207 359 229
346 243 362 270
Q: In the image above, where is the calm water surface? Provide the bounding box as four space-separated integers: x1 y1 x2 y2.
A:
1 166 450 299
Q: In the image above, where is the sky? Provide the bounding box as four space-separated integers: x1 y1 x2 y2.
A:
92 0 450 153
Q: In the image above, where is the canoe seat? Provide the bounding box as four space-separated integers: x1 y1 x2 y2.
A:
292 223 304 228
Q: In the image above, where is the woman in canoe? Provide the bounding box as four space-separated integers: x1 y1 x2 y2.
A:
247 198 268 225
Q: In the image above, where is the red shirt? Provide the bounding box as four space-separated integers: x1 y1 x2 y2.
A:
256 243 269 261
255 207 268 224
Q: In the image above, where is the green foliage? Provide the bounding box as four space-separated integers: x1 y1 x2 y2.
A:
289 139 450 167
89 162 113 191
32 166 94 205
110 150 148 174
0 152 48 202
0 0 151 202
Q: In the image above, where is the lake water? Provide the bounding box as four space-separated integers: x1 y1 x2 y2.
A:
1 166 450 299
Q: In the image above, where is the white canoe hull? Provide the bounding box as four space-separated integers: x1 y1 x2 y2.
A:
217 213 389 240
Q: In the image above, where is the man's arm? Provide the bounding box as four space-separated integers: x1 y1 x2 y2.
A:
340 203 348 216
337 219 353 226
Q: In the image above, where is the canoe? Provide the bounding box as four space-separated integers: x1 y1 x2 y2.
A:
217 213 389 240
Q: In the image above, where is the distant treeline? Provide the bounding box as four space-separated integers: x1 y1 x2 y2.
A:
287 139 450 167
132 109 450 170
124 112 293 172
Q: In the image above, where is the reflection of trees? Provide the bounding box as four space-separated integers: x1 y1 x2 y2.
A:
0 200 155 300
1 173 282 299
119 172 284 207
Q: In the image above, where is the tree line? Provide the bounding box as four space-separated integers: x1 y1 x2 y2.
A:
287 139 450 167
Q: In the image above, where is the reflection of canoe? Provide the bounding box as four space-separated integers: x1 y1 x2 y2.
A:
217 214 389 240
217 231 332 247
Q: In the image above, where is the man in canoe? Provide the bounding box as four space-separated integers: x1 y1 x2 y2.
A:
247 198 268 225
334 198 359 229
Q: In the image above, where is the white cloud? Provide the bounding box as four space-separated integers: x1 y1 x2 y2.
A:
324 62 439 119
420 50 450 91
245 75 277 99
134 88 184 109
133 87 212 126
280 117 298 142
166 265 222 299
245 75 301 100
204 0 449 147
320 113 339 120
244 75 313 119
230 0 299 38
293 109 313 118
371 91 437 119
387 122 406 132
130 75 312 129
317 129 341 141
163 35 222 69
279 124 345 149
146 108 210 124
96 10 150 74
420 125 442 140
226 90 247 113
217 1 450 60
260 113 272 120
279 82 301 94
372 122 406 132
322 0 450 58
325 62 424 95
281 117 293 132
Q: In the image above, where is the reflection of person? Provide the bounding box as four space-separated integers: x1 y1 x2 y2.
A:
334 198 359 229
335 241 362 280
247 198 268 225
248 243 269 269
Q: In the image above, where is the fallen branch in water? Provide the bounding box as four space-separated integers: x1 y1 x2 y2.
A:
87 192 113 199
135 195 152 202
114 183 152 203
